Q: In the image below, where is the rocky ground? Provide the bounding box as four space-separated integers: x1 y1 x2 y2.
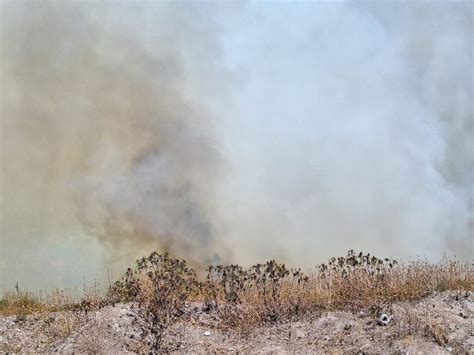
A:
1 291 472 354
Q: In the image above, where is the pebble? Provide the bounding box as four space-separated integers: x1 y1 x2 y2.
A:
204 331 211 336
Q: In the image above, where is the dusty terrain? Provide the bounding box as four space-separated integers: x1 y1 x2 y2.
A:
1 290 472 354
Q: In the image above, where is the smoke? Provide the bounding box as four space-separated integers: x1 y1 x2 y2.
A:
213 1 473 265
0 1 472 289
0 1 230 288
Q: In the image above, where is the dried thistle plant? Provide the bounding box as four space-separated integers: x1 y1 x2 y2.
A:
117 251 198 353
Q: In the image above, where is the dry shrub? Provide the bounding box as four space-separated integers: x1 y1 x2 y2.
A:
203 261 310 332
108 267 140 304
317 251 401 310
203 264 254 329
112 251 197 353
202 250 472 330
315 250 473 311
3 250 472 340
248 262 309 322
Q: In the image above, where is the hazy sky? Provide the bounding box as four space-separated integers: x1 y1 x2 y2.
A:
1 1 472 291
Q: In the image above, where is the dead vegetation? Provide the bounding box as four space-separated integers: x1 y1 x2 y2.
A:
0 288 78 318
202 261 310 332
114 252 198 352
1 251 472 353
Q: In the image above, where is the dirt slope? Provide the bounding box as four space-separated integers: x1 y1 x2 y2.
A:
1 291 472 353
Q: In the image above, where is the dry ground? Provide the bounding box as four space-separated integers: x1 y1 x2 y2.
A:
1 290 472 354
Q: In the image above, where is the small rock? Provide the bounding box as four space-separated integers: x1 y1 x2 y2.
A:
203 331 211 336
378 314 392 326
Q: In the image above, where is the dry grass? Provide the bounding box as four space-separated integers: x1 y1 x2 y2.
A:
196 251 472 331
0 283 105 317
201 262 311 332
0 290 48 318
0 285 107 353
2 250 472 335
312 252 472 310
0 288 80 318
73 316 120 353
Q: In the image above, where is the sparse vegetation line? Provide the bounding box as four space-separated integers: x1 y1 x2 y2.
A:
1 251 472 352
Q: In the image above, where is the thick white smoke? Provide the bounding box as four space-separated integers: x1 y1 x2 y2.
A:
214 1 473 264
0 1 472 290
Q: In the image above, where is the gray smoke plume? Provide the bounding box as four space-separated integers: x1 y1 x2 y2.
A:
0 1 230 289
0 1 472 290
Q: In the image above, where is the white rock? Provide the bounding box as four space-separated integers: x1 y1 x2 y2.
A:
203 331 211 336
378 314 392 326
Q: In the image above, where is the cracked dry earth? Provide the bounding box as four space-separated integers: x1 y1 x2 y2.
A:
1 291 472 354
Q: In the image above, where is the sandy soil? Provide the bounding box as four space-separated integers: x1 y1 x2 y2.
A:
1 291 472 353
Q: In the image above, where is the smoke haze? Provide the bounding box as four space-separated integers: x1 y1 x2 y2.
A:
0 1 472 290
